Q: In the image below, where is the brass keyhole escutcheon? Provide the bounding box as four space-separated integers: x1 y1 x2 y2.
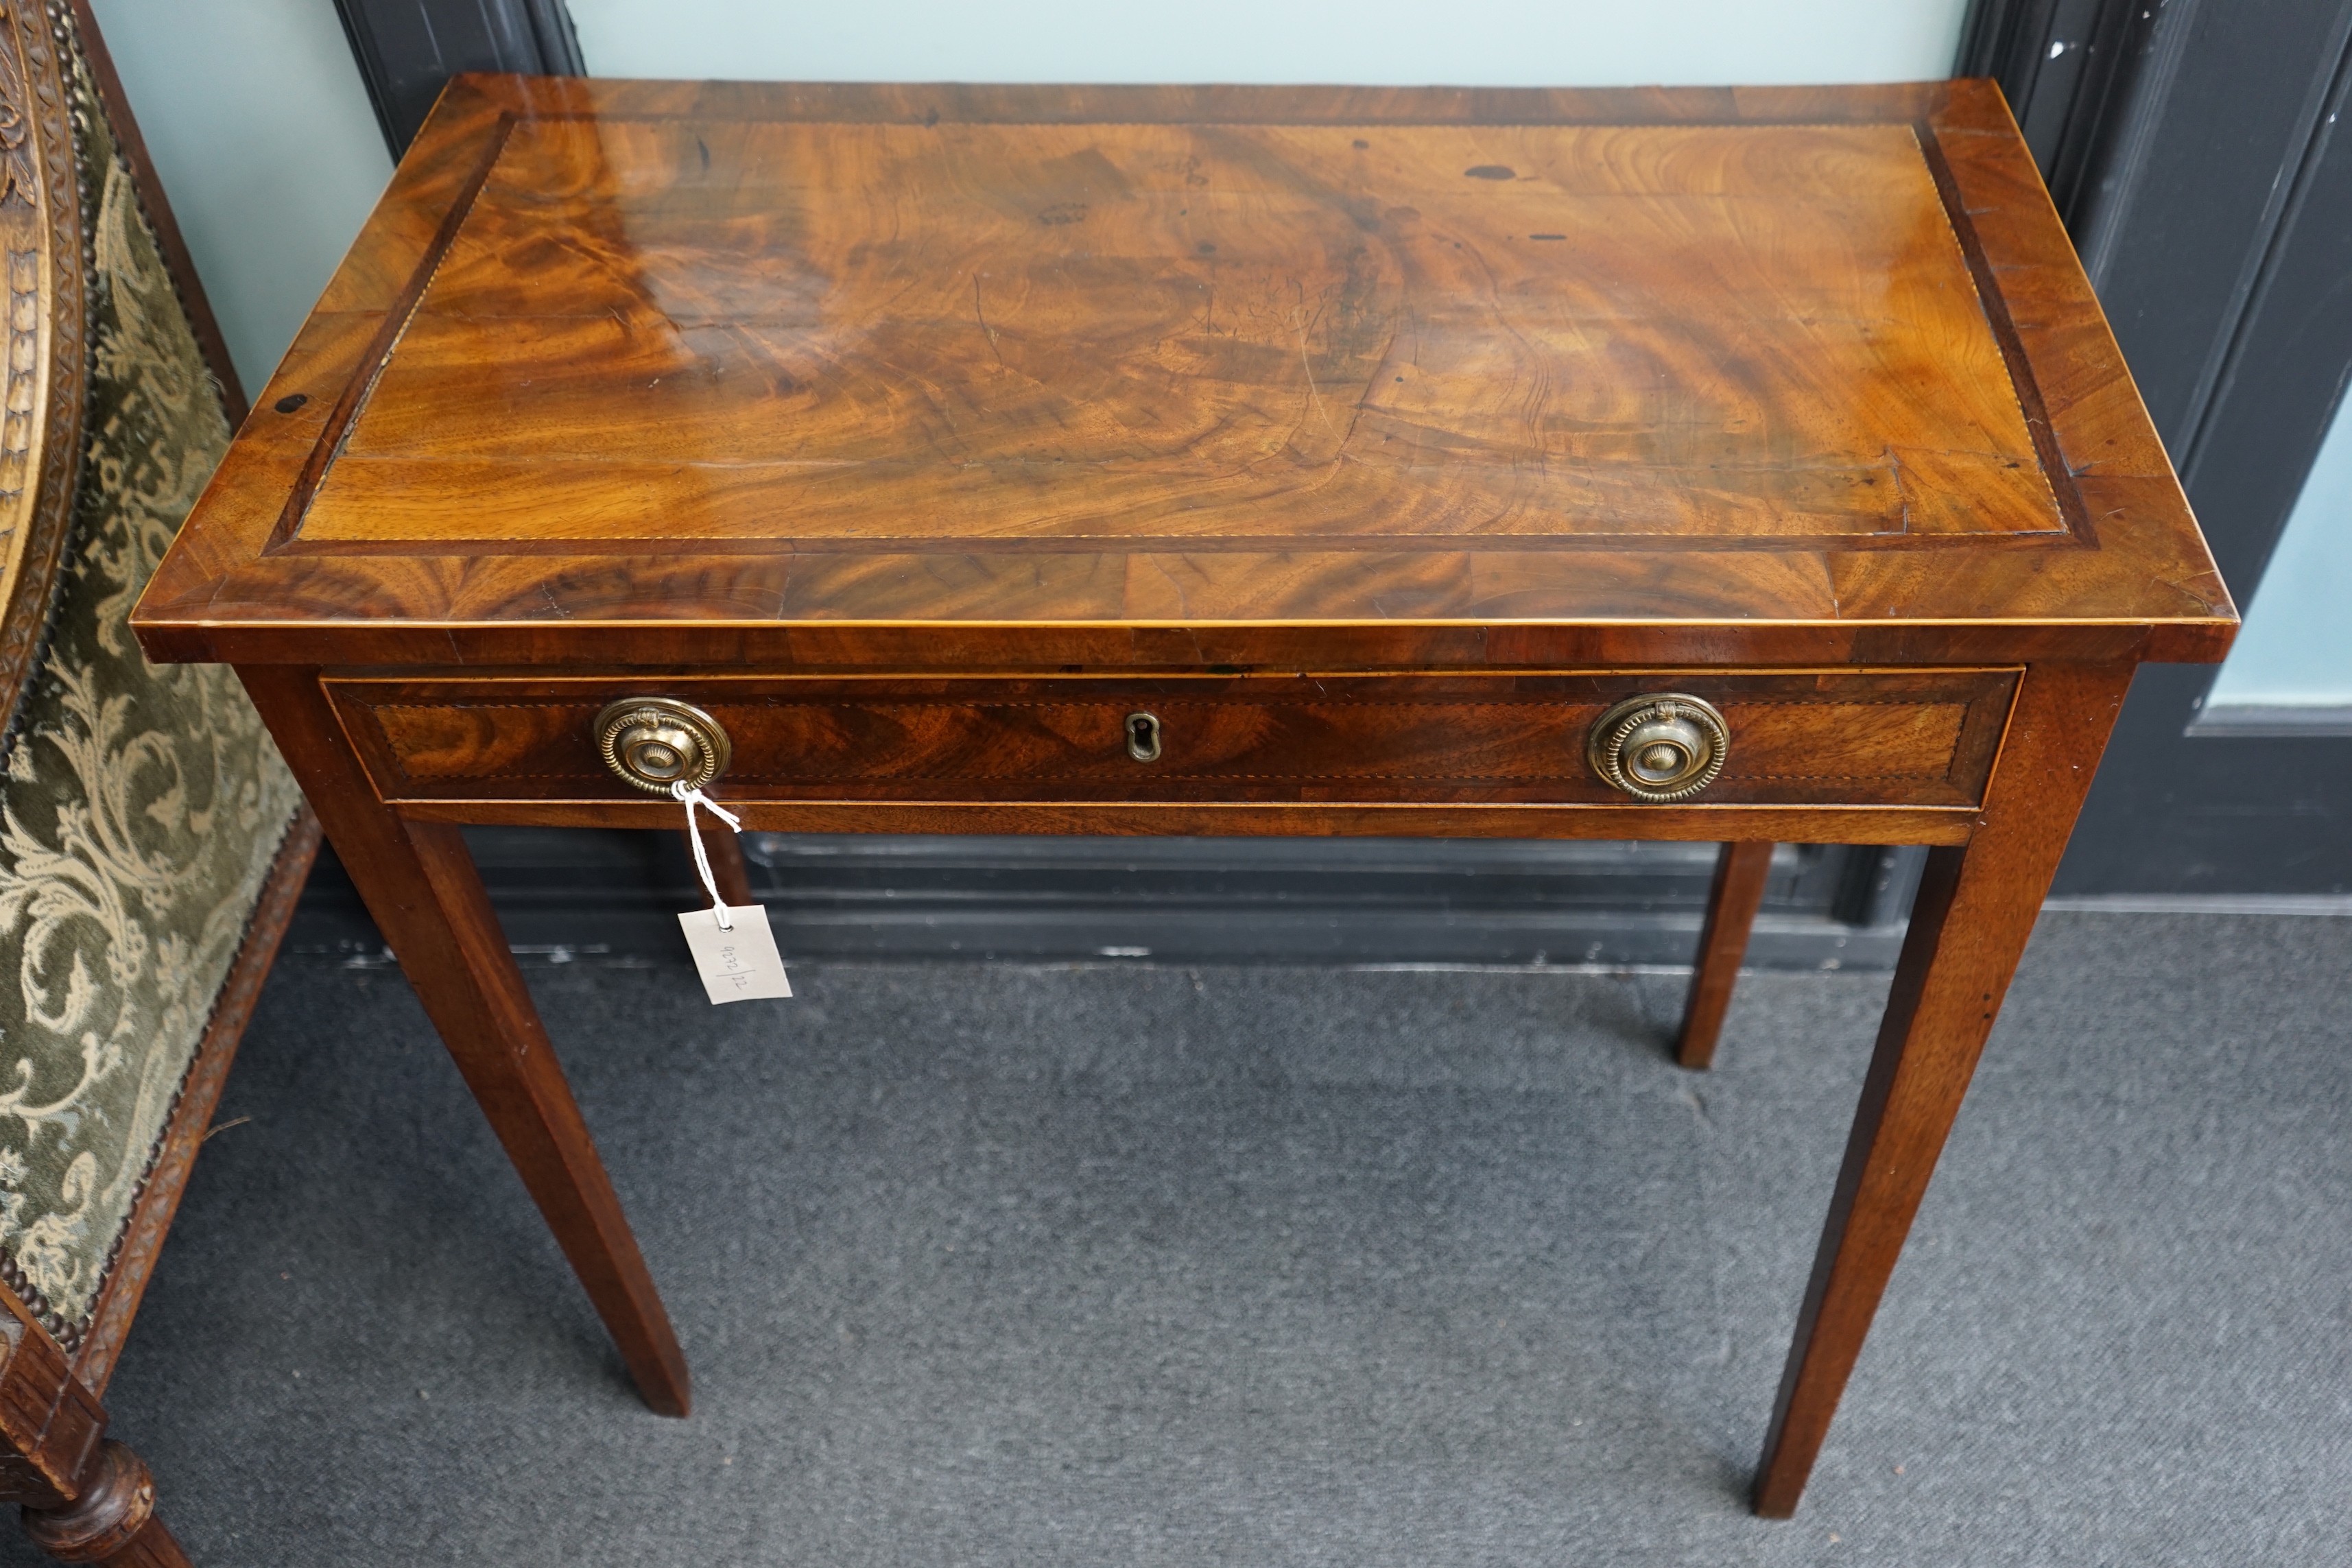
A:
1125 711 1163 763
1586 693 1730 803
594 698 733 794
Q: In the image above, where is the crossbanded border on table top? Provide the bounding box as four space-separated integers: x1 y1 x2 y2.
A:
128 79 2235 667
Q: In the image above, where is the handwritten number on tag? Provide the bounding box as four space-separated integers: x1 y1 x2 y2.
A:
670 783 792 1003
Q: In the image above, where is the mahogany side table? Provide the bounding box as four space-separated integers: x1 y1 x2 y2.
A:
131 76 2235 1517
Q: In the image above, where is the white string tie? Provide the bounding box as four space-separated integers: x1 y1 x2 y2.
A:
672 781 744 929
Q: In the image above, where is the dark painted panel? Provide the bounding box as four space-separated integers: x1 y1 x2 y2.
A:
1971 0 2352 891
2063 667 2352 892
2083 0 2352 455
2053 2 2352 893
1960 0 2157 222
334 0 584 156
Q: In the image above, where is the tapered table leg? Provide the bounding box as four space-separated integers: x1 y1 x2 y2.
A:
239 667 691 1417
686 822 756 907
1676 842 1774 1069
1750 662 2132 1517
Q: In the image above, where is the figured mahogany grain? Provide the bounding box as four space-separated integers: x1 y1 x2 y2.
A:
309 117 2054 551
325 669 2019 809
131 78 2235 670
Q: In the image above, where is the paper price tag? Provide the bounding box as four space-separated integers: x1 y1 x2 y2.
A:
677 905 794 1003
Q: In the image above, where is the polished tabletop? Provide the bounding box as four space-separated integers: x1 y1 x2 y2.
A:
134 78 2232 669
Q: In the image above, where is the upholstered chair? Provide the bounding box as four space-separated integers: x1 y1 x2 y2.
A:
0 5 318 1563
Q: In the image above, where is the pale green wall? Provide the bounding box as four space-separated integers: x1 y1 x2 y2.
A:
567 0 1970 86
2206 392 2352 707
87 0 390 396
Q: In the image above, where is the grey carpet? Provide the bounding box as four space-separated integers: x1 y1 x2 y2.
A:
25 912 2351 1565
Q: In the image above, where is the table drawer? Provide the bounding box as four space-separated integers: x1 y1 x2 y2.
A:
326 670 2018 811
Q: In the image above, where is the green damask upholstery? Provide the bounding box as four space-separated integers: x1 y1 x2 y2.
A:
0 33 300 1342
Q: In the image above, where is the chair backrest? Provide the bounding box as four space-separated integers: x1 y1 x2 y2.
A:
0 0 311 1398
0 7 90 728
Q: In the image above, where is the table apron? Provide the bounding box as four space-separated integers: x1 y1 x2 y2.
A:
375 798 1975 846
321 667 2021 831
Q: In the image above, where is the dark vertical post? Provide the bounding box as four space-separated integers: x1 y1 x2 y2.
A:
1674 842 1774 1070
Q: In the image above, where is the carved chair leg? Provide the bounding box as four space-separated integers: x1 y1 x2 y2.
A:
1674 841 1774 1069
20 1440 189 1567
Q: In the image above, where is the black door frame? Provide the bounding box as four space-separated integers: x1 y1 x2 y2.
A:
333 0 585 156
1967 0 2352 893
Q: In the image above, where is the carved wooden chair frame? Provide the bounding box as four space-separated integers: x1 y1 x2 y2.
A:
0 7 320 1563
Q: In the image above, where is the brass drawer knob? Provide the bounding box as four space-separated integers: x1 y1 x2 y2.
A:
595 698 732 794
1587 693 1729 803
